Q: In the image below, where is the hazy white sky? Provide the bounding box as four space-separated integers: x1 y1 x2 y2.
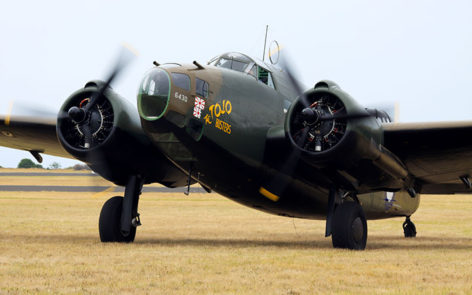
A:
1 0 472 167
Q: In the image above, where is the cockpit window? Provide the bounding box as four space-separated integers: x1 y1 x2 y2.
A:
209 52 276 89
171 73 190 91
215 58 249 72
247 65 257 78
257 66 275 89
211 52 252 73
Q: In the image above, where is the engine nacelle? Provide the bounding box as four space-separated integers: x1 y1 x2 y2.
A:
57 81 188 187
285 81 408 191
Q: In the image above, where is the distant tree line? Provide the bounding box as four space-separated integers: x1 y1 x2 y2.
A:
15 158 90 170
69 164 91 171
17 159 43 168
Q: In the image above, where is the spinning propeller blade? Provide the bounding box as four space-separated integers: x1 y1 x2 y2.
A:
260 50 381 200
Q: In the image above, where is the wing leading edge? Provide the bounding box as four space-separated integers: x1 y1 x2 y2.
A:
383 121 472 194
0 115 72 159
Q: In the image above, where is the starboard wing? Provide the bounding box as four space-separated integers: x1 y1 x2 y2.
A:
383 121 472 194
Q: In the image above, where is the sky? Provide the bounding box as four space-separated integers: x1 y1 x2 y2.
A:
1 0 472 168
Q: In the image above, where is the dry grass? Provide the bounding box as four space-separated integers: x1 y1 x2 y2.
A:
1 173 472 294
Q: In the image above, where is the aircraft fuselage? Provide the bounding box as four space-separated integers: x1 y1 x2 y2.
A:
138 62 419 220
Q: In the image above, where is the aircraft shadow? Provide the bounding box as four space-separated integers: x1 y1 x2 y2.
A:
136 236 472 251
366 235 472 251
135 237 332 249
2 234 472 251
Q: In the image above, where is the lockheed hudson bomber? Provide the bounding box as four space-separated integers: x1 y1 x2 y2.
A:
2 47 472 250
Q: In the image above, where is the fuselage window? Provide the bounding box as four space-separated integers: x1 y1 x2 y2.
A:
196 78 209 98
171 73 190 91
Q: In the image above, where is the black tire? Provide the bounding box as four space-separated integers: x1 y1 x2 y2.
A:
99 196 136 243
403 218 417 238
332 202 367 250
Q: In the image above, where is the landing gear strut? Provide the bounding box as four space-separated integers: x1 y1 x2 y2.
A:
99 175 143 242
326 188 368 250
403 216 416 238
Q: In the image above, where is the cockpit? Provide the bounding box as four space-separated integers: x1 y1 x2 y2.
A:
208 52 276 89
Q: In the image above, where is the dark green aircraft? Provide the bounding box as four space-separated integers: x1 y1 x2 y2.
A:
1 50 471 250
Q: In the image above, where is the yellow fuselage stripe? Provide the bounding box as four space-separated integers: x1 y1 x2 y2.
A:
259 187 280 202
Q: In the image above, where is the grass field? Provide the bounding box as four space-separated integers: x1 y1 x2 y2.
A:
1 171 472 294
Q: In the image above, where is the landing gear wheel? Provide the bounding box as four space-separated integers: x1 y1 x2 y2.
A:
332 202 367 250
403 216 416 238
99 196 136 242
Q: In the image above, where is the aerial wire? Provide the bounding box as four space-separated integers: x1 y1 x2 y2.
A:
262 25 269 61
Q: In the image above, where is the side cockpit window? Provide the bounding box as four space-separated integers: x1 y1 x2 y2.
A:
247 65 257 78
196 78 209 98
171 73 190 91
257 66 275 89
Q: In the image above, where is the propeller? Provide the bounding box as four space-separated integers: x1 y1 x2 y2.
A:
58 44 138 191
4 100 69 121
67 44 138 149
259 54 313 201
260 50 378 201
5 44 137 196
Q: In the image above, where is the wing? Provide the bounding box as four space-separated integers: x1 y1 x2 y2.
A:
383 121 472 194
0 114 73 159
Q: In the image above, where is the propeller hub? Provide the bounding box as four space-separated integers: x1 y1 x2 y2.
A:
68 106 86 123
301 107 319 125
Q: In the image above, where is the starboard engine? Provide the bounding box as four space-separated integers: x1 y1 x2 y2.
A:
56 80 187 187
285 81 409 192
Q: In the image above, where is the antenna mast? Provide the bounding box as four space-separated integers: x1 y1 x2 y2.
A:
262 25 269 61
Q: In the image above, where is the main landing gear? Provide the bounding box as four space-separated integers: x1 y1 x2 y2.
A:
99 176 143 242
325 188 367 250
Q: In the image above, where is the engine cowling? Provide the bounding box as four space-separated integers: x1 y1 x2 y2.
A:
57 80 188 187
287 81 351 154
285 81 409 191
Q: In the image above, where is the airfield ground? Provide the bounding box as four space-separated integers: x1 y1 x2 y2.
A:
1 169 472 294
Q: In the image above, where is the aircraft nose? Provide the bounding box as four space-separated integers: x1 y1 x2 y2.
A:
137 66 205 141
137 67 171 121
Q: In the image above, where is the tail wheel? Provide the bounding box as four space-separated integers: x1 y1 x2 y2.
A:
403 217 417 238
332 202 367 250
99 196 136 242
